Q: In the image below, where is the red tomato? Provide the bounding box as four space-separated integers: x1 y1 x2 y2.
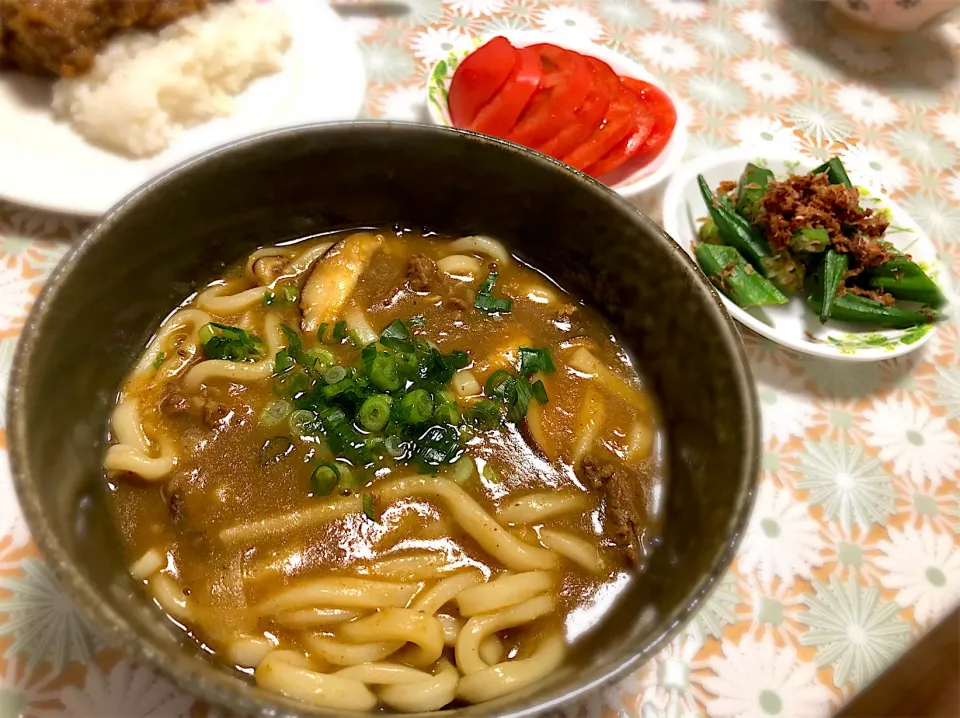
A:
469 47 542 137
583 82 658 178
561 87 639 171
537 56 616 161
507 44 591 148
448 37 518 128
585 56 621 97
537 79 609 159
621 76 677 155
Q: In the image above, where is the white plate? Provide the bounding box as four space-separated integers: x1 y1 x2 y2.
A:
662 149 951 362
425 31 689 198
0 0 365 217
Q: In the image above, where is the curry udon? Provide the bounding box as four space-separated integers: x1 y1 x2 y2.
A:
103 229 665 712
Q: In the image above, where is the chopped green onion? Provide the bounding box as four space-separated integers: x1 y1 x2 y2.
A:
362 493 378 521
273 369 309 398
333 320 347 341
322 377 357 399
474 271 513 314
465 400 502 430
482 465 502 483
370 355 401 392
382 435 407 459
199 322 263 361
337 462 354 486
507 377 534 424
274 348 294 374
380 319 414 353
317 322 329 343
531 379 548 405
358 394 393 431
448 350 469 369
484 370 516 401
413 424 462 466
264 282 298 306
380 319 410 342
450 454 475 483
433 403 460 425
305 347 335 367
259 436 293 466
519 347 556 377
152 352 166 369
395 351 419 378
474 293 513 313
259 399 292 428
410 314 427 327
323 365 348 385
400 389 434 425
310 462 340 496
289 409 317 437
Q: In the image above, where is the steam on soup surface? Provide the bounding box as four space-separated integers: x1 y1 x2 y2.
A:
104 228 665 712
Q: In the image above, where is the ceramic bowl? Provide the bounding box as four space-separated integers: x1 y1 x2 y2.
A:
662 148 951 362
425 31 689 198
9 123 757 717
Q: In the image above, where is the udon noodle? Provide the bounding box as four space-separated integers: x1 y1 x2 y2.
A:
103 228 665 712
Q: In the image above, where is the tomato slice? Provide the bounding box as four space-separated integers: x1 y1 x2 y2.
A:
469 47 542 138
583 83 656 178
537 83 609 159
561 87 639 171
448 37 518 128
585 56 621 98
507 44 591 148
621 77 677 155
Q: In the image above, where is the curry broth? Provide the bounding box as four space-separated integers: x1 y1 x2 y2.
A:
105 227 665 709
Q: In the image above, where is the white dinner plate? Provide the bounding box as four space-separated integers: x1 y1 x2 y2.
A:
662 149 951 362
0 0 366 217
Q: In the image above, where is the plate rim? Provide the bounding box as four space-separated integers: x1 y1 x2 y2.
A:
662 147 950 362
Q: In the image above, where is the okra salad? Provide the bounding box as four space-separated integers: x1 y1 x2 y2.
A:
695 157 947 329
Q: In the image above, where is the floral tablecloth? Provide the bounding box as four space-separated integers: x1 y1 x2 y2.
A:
2 0 960 716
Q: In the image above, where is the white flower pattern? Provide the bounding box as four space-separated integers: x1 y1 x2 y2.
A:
862 397 960 490
51 659 193 717
833 85 901 127
875 526 960 627
702 635 834 718
737 483 825 589
735 9 785 45
730 115 803 154
839 143 912 192
636 32 699 72
796 439 896 533
734 59 799 100
536 6 605 41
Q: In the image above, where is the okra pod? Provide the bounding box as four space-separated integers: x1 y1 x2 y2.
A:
807 291 938 328
695 243 787 308
789 227 829 254
811 157 853 189
697 174 772 269
735 162 774 221
819 249 848 323
760 253 806 296
864 259 946 308
699 218 723 245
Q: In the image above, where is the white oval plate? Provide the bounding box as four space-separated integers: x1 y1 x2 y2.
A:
662 149 951 361
0 0 365 217
425 31 689 198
